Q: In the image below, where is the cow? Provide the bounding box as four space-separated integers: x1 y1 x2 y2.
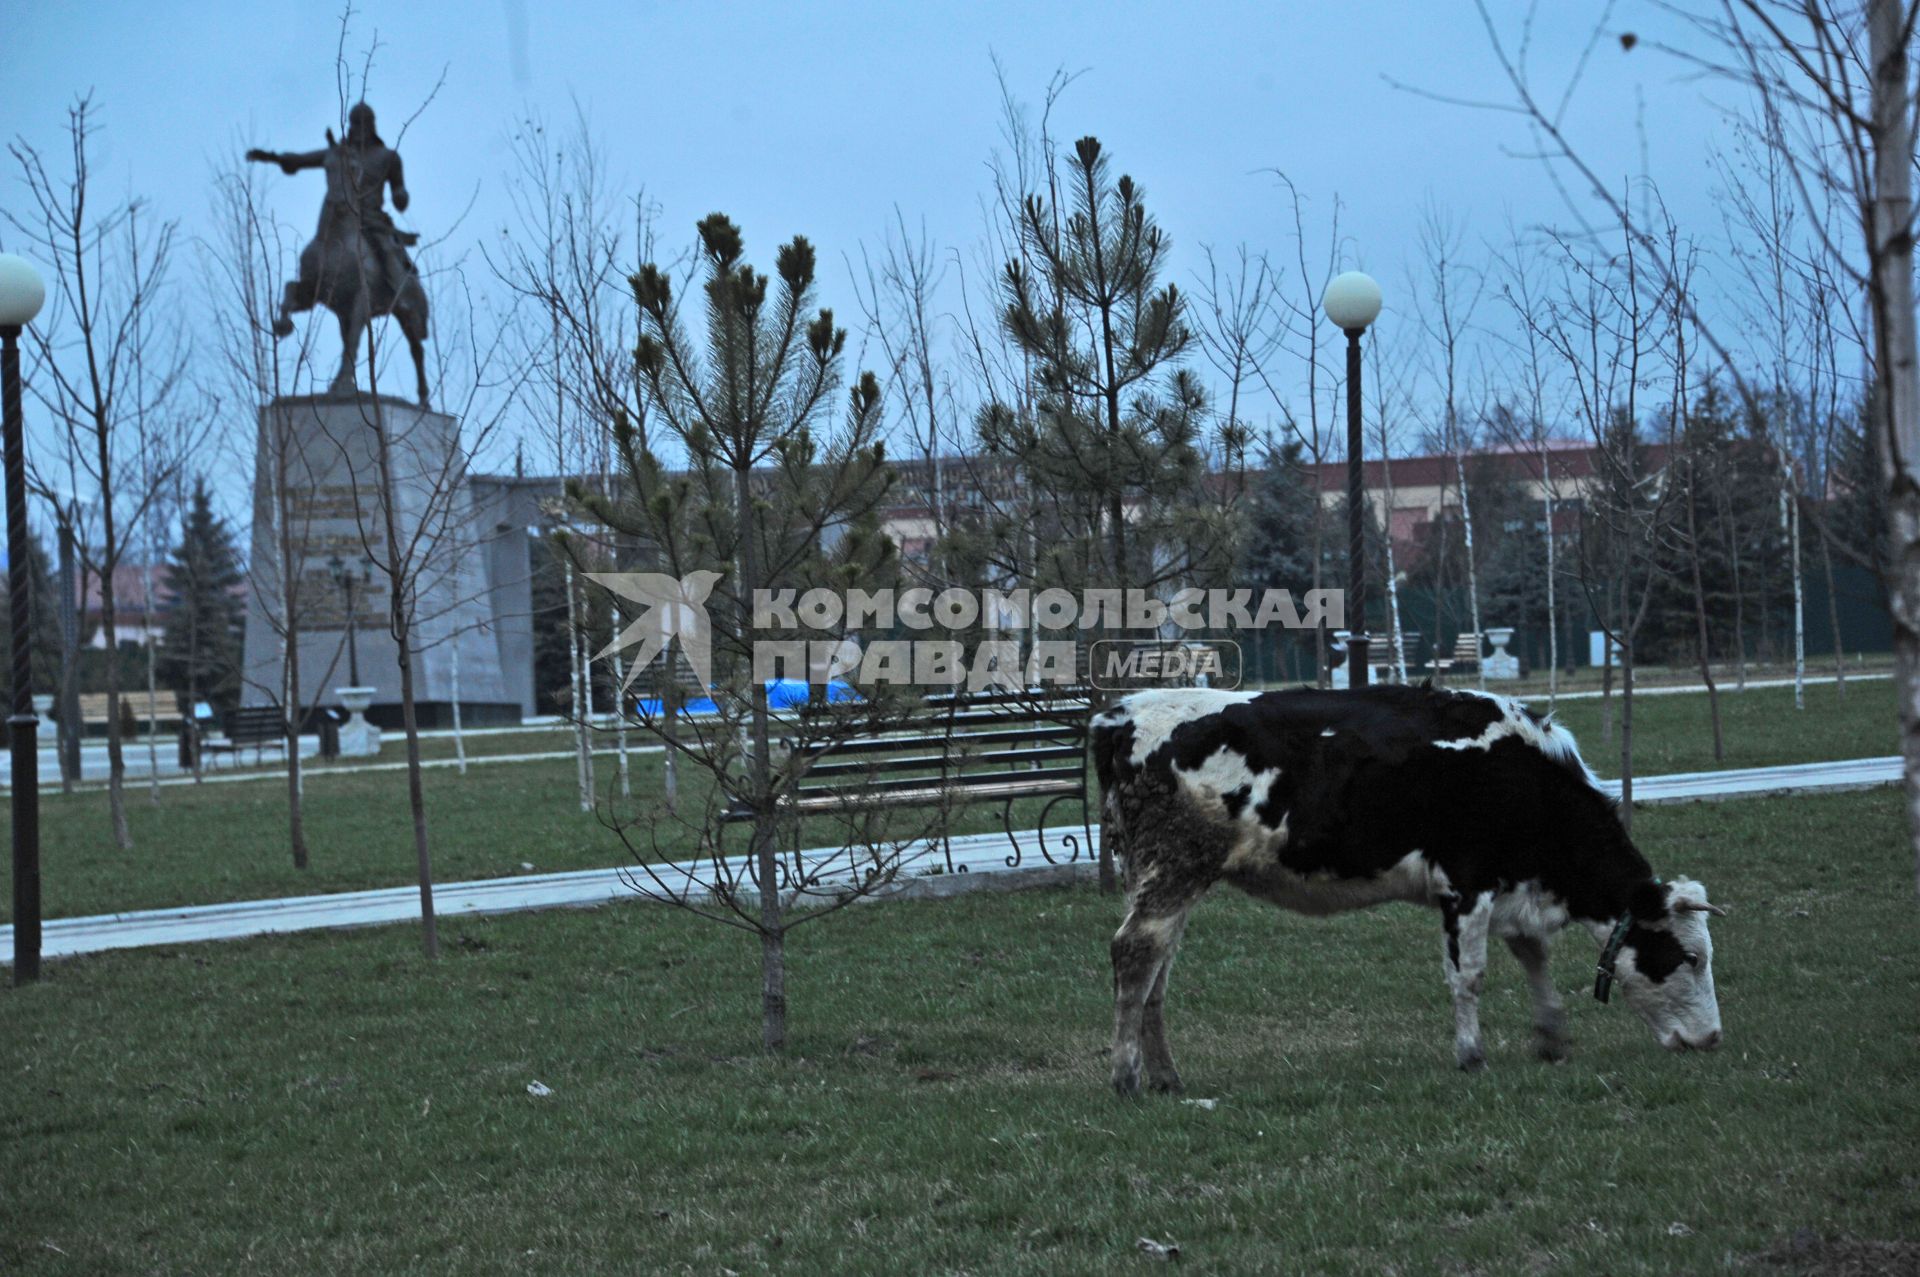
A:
1090 683 1725 1097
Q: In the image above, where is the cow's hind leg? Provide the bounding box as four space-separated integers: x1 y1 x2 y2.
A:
1139 914 1191 1093
1111 873 1206 1097
1504 934 1570 1062
1440 891 1494 1071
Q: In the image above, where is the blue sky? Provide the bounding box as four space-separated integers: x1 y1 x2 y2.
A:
6 1 1747 493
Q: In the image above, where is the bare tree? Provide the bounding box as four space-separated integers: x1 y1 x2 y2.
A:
1536 209 1681 822
1255 174 1348 686
851 209 959 541
1717 106 1813 704
488 108 664 812
203 153 331 862
6 94 200 847
1455 0 1920 887
1412 203 1491 686
1492 222 1572 706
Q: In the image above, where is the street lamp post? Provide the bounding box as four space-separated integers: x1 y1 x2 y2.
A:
327 554 372 686
1321 271 1383 690
1 253 48 984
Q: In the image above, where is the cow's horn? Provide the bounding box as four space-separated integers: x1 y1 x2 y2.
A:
1675 899 1727 917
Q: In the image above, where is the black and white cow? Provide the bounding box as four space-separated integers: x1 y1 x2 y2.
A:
1091 683 1724 1096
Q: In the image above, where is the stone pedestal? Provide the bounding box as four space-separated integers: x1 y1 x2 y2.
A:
336 686 382 756
1483 627 1520 680
240 393 523 727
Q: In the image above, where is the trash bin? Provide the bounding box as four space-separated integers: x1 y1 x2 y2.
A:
318 708 342 760
178 721 199 770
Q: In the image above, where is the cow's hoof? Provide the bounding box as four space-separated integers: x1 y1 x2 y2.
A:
1112 1072 1142 1098
1147 1073 1184 1095
1533 1035 1571 1064
1456 1047 1487 1073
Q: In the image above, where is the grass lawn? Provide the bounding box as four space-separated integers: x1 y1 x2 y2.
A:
1543 677 1898 777
2 788 1914 1274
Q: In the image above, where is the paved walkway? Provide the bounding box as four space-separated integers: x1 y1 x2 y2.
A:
1535 671 1890 701
2 754 1898 965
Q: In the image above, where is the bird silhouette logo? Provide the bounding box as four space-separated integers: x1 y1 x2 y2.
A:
586 569 723 690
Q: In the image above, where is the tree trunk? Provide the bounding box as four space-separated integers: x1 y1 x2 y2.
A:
1686 457 1725 761
1619 634 1635 833
1380 446 1408 682
373 401 437 959
276 431 308 869
612 650 631 799
565 560 592 812
1722 477 1750 691
143 562 160 804
1866 0 1920 900
101 565 131 849
1454 451 1485 689
57 525 78 793
1543 468 1559 708
737 461 785 1050
1821 519 1846 697
1782 480 1807 708
451 633 467 775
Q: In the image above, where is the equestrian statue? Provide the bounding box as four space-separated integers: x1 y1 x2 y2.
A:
247 101 431 407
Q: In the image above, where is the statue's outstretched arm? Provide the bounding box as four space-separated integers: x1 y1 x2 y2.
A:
245 148 325 175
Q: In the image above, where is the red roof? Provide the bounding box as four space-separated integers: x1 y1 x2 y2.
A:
1307 441 1673 492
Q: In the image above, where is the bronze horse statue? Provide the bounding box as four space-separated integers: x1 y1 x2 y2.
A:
248 102 431 407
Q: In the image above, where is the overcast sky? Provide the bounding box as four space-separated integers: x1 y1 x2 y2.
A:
6 1 1759 502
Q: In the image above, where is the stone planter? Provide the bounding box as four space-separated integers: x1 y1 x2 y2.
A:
335 686 382 756
1483 628 1520 681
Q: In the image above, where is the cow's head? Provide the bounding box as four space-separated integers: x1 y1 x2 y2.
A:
1601 877 1725 1052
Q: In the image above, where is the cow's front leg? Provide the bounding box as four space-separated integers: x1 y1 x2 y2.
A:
1111 885 1199 1097
1138 914 1190 1093
1440 892 1493 1071
1504 934 1570 1062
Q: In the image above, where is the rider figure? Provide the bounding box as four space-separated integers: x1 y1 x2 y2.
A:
247 102 418 335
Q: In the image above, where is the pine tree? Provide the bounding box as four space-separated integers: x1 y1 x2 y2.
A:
158 478 244 710
985 136 1236 605
1 531 61 703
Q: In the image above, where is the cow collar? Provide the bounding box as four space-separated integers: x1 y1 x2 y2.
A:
1594 877 1660 1005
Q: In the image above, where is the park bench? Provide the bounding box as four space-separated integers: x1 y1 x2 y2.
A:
720 687 1095 878
121 689 183 734
1425 632 1485 679
76 692 133 737
196 705 290 765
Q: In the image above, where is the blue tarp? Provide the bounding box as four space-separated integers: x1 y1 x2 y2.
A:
630 678 860 719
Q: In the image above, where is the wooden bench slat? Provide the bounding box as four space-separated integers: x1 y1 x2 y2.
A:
801 745 1086 778
796 764 1084 799
792 725 1082 758
722 775 1085 819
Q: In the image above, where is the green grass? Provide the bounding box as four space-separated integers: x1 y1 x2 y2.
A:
2 788 1914 1274
1546 678 1897 777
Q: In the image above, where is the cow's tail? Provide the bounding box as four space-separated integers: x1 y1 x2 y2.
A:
1090 705 1132 888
